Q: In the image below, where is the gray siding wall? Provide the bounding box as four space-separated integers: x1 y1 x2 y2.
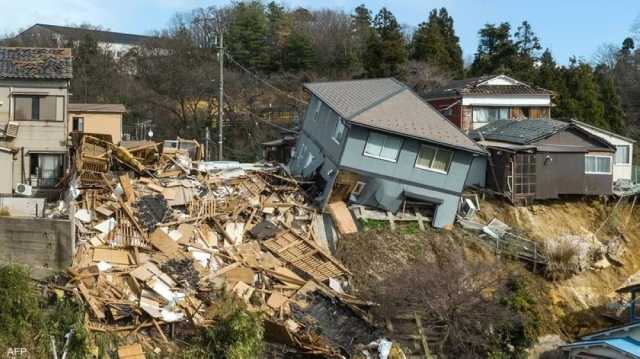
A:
340 125 473 194
536 152 612 199
299 95 345 165
541 128 608 150
341 125 474 228
466 156 487 188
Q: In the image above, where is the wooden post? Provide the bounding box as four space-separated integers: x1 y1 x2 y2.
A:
626 195 637 227
387 211 396 231
416 211 425 231
631 291 637 323
414 312 433 359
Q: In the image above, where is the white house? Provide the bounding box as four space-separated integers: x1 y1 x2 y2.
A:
424 74 554 133
573 120 635 183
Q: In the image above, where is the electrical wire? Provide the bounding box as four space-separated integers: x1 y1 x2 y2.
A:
222 90 299 134
223 51 309 105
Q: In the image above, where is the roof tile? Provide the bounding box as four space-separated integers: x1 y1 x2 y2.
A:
0 47 72 80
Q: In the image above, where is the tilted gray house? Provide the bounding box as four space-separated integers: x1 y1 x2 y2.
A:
289 78 487 228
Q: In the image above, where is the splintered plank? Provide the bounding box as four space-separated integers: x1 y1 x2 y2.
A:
149 228 180 256
118 343 145 359
78 282 106 320
119 174 136 203
327 201 358 235
263 230 350 282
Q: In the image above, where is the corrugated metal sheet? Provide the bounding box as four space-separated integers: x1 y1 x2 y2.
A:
471 119 569 145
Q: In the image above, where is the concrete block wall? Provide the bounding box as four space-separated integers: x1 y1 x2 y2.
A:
0 217 73 279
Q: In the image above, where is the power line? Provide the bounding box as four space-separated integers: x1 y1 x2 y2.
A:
223 51 309 105
222 90 299 134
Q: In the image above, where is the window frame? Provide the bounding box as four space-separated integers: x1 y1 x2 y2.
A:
351 181 366 197
362 132 403 163
72 116 84 132
472 106 511 124
615 145 631 165
13 94 59 121
28 152 65 188
313 100 322 121
585 155 612 175
332 119 346 144
414 144 455 174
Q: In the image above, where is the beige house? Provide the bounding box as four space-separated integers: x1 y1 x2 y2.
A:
68 103 125 144
0 47 72 196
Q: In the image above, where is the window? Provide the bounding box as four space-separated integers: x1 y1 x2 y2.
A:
585 155 612 174
72 117 84 132
332 120 346 143
29 153 64 187
14 95 57 121
441 108 453 117
472 107 510 124
364 132 402 162
615 145 630 164
313 100 322 121
415 145 454 173
351 181 366 196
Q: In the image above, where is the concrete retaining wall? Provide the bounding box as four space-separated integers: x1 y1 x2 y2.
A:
0 217 74 279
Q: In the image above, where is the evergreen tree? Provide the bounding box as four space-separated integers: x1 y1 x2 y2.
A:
364 7 407 77
621 37 635 55
352 4 373 33
514 21 541 57
555 59 606 128
265 1 291 71
411 8 463 76
351 4 374 75
226 1 269 71
595 66 626 133
283 32 315 71
469 22 517 76
535 49 557 87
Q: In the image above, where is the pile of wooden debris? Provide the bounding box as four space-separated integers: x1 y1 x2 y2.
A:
59 135 393 358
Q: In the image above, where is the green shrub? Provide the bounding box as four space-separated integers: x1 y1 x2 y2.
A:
0 265 44 351
176 295 264 359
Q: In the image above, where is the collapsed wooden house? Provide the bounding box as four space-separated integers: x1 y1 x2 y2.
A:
472 119 616 204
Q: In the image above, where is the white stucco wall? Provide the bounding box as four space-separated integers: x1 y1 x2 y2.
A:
0 79 69 193
575 123 634 182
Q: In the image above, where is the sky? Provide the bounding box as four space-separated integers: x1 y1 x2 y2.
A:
2 0 639 64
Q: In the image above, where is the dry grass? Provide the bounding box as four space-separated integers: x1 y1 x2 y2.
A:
544 238 581 280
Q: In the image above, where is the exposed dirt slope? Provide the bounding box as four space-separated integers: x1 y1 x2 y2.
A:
476 197 640 337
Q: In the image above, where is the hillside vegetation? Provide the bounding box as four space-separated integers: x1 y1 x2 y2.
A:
337 196 640 357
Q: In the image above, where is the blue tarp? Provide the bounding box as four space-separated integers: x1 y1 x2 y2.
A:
562 337 640 358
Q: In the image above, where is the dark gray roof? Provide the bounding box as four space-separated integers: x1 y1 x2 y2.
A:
305 78 486 155
305 78 406 119
471 119 569 145
425 75 552 99
27 24 152 45
0 47 72 79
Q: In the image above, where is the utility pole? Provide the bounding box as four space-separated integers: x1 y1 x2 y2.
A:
217 31 224 160
204 126 210 161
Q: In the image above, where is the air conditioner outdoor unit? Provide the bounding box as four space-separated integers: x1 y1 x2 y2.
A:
15 183 32 196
